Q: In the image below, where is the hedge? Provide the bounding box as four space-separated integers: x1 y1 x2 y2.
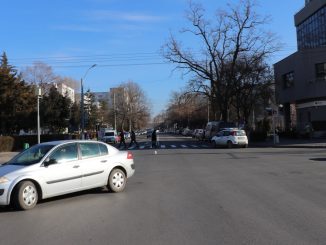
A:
0 134 79 152
0 136 15 152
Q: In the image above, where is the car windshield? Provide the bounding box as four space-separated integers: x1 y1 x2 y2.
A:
235 130 246 136
105 132 115 136
6 144 56 166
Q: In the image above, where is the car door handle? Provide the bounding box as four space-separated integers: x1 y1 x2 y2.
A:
101 160 108 163
73 165 80 168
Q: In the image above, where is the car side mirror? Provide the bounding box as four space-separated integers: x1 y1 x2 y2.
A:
44 158 58 167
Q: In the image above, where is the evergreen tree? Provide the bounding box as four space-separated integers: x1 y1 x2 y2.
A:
0 52 35 134
41 86 71 133
69 102 80 132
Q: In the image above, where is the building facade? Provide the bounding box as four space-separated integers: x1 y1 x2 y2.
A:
274 0 326 133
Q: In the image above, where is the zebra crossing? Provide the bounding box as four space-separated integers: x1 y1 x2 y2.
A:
123 143 211 150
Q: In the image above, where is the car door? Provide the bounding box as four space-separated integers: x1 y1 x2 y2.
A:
214 131 223 145
222 131 231 145
78 142 108 188
40 143 82 198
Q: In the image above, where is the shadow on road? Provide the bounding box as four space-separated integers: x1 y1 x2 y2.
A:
0 187 108 213
309 158 326 162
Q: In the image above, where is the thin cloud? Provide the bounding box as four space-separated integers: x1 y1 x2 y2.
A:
86 10 168 22
52 25 104 33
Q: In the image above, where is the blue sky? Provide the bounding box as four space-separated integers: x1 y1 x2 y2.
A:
1 0 302 116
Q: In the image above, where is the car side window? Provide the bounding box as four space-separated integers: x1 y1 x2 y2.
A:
99 143 109 155
224 131 230 136
48 143 78 164
80 143 100 158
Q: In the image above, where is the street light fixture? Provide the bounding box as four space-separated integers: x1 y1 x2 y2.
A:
81 64 97 139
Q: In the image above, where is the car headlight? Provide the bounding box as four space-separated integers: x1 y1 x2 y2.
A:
0 177 9 184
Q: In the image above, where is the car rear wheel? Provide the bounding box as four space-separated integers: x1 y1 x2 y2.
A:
227 141 233 148
108 169 126 193
12 181 38 210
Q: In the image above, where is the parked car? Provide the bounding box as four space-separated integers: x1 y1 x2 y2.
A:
146 129 153 138
195 129 204 140
182 128 192 136
0 140 135 210
192 129 198 138
211 129 248 148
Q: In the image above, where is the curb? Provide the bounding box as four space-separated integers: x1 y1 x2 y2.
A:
249 144 326 149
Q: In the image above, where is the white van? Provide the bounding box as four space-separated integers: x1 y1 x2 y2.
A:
100 129 119 144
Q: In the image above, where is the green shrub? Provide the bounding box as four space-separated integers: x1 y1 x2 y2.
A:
1 134 85 151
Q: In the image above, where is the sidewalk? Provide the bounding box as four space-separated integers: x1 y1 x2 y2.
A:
0 152 18 165
250 137 326 148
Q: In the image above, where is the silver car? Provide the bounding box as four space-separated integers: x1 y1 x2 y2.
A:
0 140 135 210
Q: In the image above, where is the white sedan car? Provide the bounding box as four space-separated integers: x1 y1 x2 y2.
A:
0 140 135 210
211 129 248 148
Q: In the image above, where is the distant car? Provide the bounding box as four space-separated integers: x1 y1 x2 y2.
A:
182 128 192 136
194 129 204 140
102 130 119 144
192 129 198 138
124 132 130 139
0 140 135 210
146 129 153 138
211 129 248 148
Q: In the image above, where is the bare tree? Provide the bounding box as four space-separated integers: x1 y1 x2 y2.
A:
115 81 150 130
163 90 207 129
21 61 59 94
163 0 280 122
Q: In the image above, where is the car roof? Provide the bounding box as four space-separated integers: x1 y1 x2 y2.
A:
39 140 105 146
221 128 240 131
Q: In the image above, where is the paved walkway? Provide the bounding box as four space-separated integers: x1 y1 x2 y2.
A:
0 152 18 164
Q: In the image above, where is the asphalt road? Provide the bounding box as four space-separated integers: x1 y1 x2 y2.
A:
1 135 326 245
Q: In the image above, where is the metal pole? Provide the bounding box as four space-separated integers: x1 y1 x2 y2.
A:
114 92 116 130
273 111 276 144
80 64 96 140
37 87 41 144
207 97 210 123
81 78 84 139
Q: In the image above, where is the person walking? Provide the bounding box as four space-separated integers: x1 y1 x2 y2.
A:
118 130 127 149
128 130 139 148
151 129 157 148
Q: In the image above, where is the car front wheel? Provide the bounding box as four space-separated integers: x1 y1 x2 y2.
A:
108 169 126 193
227 141 233 148
12 181 38 210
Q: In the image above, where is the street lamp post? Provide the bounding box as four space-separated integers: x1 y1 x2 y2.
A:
81 64 97 139
37 86 41 144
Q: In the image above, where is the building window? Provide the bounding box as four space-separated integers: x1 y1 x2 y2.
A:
297 5 326 50
282 72 295 89
316 63 326 80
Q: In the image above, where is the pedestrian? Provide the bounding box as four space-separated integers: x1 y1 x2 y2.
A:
128 130 139 148
118 130 127 149
151 129 157 148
